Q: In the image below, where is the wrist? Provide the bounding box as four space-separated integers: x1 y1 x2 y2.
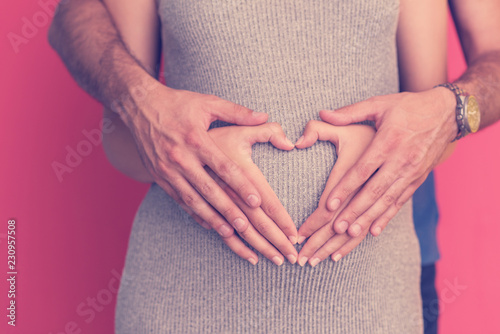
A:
435 83 481 141
433 86 458 142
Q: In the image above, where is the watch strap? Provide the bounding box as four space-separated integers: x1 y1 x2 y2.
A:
435 83 469 141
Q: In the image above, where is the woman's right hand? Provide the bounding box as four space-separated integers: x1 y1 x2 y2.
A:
207 123 299 265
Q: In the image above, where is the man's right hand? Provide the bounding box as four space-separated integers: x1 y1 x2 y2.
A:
120 80 281 241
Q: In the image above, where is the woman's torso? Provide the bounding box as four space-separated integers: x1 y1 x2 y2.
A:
115 1 423 333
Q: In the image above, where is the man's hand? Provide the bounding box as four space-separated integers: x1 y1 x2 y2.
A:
317 87 457 239
123 83 274 240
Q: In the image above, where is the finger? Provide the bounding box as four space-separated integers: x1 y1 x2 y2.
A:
370 180 422 236
297 223 341 266
239 161 299 243
167 146 263 235
298 148 361 242
249 122 295 151
224 182 298 264
324 134 387 214
208 97 268 125
308 233 358 267
295 120 342 148
334 165 424 238
155 164 236 237
178 202 210 229
197 137 263 208
221 234 259 265
319 98 379 126
297 208 335 243
207 168 296 264
331 162 407 236
234 123 299 243
330 230 369 263
155 176 211 229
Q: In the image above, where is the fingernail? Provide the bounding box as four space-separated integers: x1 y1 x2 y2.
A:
246 194 259 207
337 220 349 233
350 224 361 237
288 235 297 244
298 256 308 267
272 256 284 266
252 111 266 117
286 254 297 264
233 218 246 231
297 235 306 244
333 254 342 262
372 226 382 236
248 258 258 265
217 224 232 237
309 258 320 268
285 138 295 148
328 198 341 211
295 136 305 146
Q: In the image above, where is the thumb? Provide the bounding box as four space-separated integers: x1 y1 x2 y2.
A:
320 100 377 126
248 123 295 151
295 120 340 149
212 99 268 126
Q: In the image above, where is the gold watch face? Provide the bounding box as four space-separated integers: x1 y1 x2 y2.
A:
467 95 480 133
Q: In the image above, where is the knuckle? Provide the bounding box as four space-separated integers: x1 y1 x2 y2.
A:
232 102 245 115
369 183 385 200
319 210 334 223
305 120 319 130
185 131 203 150
206 213 223 227
155 161 171 177
267 122 281 131
359 214 374 228
181 192 198 207
167 147 185 166
382 193 396 206
406 147 427 167
347 207 363 220
221 206 235 219
339 184 354 200
383 131 404 152
199 180 215 196
255 221 271 235
263 201 279 217
217 160 240 178
354 162 373 181
395 198 406 209
237 227 250 239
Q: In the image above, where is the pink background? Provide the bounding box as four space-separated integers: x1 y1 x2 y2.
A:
1 2 499 333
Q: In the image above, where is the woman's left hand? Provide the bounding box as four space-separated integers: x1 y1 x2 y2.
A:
294 121 376 267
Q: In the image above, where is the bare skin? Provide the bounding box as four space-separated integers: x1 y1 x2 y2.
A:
48 0 299 251
49 0 500 264
312 0 500 249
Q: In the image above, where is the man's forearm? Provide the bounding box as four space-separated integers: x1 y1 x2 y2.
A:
48 0 151 116
454 50 500 130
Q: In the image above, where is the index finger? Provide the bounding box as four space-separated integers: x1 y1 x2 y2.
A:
197 134 263 208
324 134 387 214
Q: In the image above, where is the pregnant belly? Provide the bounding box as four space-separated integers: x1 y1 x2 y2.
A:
251 140 337 227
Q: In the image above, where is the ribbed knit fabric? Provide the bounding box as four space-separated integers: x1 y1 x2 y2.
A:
115 1 423 333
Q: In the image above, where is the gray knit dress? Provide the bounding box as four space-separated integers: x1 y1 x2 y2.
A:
115 1 423 333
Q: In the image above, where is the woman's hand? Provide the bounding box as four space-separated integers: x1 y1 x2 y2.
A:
208 123 299 265
294 121 376 267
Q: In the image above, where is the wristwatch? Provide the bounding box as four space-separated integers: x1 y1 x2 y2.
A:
436 83 481 141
